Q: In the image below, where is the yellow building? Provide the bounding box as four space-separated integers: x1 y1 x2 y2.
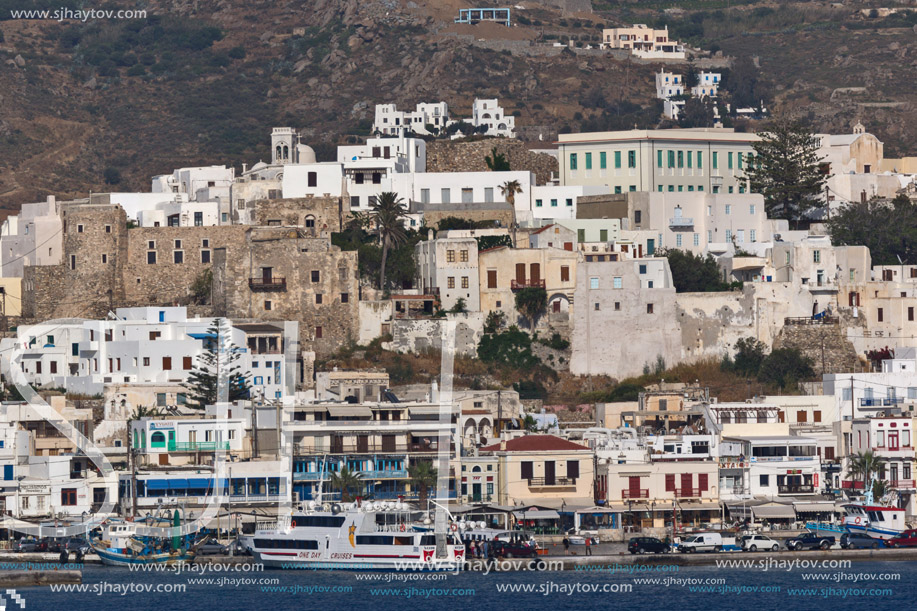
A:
480 435 595 507
0 277 22 317
478 246 579 324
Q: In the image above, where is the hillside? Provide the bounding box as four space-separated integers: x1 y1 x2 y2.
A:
0 0 915 218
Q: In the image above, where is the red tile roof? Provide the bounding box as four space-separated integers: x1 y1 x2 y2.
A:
480 435 591 453
530 224 555 235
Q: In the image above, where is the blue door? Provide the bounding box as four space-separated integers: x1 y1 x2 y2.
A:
4 465 13 480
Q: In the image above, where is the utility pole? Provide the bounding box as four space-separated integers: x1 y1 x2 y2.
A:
497 390 502 437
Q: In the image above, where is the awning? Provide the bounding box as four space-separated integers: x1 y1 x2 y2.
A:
409 406 452 416
513 510 560 520
187 478 214 489
678 502 721 511
574 506 621 515
793 502 837 513
295 406 328 413
145 480 170 490
607 504 651 512
752 505 796 519
329 406 373 418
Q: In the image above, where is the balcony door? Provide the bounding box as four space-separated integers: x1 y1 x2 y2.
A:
889 432 900 451
628 476 641 498
530 263 541 284
515 263 526 284
262 266 273 282
680 473 692 495
544 461 555 485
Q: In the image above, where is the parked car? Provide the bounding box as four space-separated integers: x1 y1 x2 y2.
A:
196 542 228 556
678 533 724 553
491 539 537 558
628 537 670 555
886 529 917 548
840 533 885 549
14 538 40 553
43 539 65 553
64 538 91 554
740 534 780 552
786 533 835 551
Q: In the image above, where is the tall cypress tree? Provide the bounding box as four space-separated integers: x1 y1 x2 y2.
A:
184 319 251 409
744 119 829 228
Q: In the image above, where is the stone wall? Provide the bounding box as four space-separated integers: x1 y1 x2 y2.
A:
774 324 860 376
251 195 347 232
420 205 515 230
425 139 557 185
23 202 127 320
212 227 359 357
385 313 484 357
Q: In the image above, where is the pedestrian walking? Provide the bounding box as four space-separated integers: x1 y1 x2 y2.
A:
585 536 593 556
562 537 570 555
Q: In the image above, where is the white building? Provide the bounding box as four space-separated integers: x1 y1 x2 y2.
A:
130 417 246 466
0 196 63 278
530 185 609 221
720 435 822 501
136 200 222 227
465 98 516 138
374 102 453 137
414 232 481 312
692 72 721 98
849 416 915 512
600 24 685 59
337 136 426 174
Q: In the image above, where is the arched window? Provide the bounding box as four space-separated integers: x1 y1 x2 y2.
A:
275 145 283 160
150 431 167 448
472 465 482 473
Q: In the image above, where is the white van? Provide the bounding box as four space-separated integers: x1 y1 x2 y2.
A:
678 532 723 553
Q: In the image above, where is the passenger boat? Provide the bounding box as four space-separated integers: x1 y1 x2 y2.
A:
841 503 907 539
91 521 195 566
250 500 465 571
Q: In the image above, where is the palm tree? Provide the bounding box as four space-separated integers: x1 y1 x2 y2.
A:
370 192 408 292
500 180 523 246
330 466 363 502
409 461 438 507
846 450 886 491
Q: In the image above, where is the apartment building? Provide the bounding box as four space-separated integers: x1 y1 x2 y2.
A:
600 24 685 59
848 416 915 512
414 232 481 312
557 128 759 195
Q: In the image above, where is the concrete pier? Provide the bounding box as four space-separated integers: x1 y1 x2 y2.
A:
0 570 81 586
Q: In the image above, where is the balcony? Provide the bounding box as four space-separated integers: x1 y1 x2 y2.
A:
249 277 287 291
167 441 231 452
860 397 903 407
778 484 815 494
675 487 701 499
841 480 865 490
528 477 577 487
511 279 545 290
889 479 916 489
622 489 649 499
668 216 694 228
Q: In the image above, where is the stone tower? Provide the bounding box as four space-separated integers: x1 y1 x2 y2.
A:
271 127 298 165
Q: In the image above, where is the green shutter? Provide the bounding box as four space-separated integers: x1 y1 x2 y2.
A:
585 152 592 170
712 152 718 169
657 150 663 168
614 151 621 169
629 150 636 168
677 151 683 168
738 152 743 170
728 152 733 169
697 150 703 169
687 151 692 168
668 150 675 168
600 151 607 169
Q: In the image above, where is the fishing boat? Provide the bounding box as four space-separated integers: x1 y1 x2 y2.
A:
91 519 195 566
250 499 465 571
840 503 907 539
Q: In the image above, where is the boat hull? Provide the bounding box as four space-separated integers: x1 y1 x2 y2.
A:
93 545 193 566
254 551 462 571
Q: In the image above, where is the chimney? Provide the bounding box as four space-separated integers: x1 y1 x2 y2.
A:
428 229 434 241
500 439 507 451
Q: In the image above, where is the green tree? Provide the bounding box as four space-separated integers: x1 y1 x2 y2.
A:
371 192 408 291
483 311 506 334
104 167 122 185
500 179 523 245
757 348 815 390
514 286 547 330
828 194 917 266
477 326 541 369
724 56 765 109
408 461 437 506
190 269 212 305
744 119 828 227
330 466 363 502
661 248 730 292
732 337 767 377
679 97 717 129
485 146 511 171
449 297 468 314
846 450 886 491
184 320 251 408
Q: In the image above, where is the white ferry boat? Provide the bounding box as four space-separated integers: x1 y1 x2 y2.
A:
250 500 465 571
841 503 907 539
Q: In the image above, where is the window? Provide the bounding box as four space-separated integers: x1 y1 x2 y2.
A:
461 276 469 289
174 239 182 249
77 225 84 233
590 277 599 290
646 303 654 314
696 151 702 169
101 254 107 264
446 250 455 263
878 308 884 322
628 150 636 168
566 198 573 207
725 204 731 215
311 270 320 283
728 152 734 169
162 357 172 370
668 185 674 192
725 229 732 241
315 326 323 339
315 293 323 304
813 410 822 423
613 277 622 289
143 357 150 367
173 251 183 264
148 240 155 249
687 151 692 168
61 488 77 506
615 186 622 194
750 229 756 242
909 307 914 322
201 250 211 264
639 264 647 274
561 266 570 282
611 151 618 169
677 151 683 168
264 300 272 311
760 475 769 486
738 153 744 170
678 185 683 192
484 187 494 202
105 225 111 233
712 152 718 169
535 199 542 207
487 270 497 289
813 250 821 263
668 150 675 168
194 211 203 226
657 150 663 168
634 210 642 224
594 302 600 311
585 152 592 170
447 277 455 289
420 188 430 204
693 233 699 246
750 204 756 215
69 255 76 270
551 199 558 207
183 356 193 370
569 153 577 170
676 234 682 247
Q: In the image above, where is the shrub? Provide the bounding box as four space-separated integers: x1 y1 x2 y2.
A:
228 46 246 59
103 167 122 185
